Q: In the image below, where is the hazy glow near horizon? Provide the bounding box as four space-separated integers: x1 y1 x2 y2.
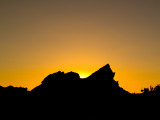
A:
80 75 87 79
79 72 90 78
0 0 160 93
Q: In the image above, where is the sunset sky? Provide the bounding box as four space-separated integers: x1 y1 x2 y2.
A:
0 0 160 93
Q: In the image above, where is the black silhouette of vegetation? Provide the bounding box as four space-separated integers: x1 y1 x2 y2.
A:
141 85 160 96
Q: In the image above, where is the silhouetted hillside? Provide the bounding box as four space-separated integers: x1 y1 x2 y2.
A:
0 86 28 97
30 64 130 97
1 64 160 120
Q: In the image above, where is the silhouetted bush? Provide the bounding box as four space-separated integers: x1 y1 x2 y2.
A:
141 85 160 96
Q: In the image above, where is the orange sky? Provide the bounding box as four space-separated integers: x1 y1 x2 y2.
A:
0 0 160 93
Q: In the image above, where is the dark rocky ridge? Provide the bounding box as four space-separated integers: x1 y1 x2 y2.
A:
30 64 130 97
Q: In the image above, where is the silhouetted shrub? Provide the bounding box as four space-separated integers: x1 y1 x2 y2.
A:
141 85 160 96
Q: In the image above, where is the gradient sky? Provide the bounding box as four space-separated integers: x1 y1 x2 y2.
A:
0 0 160 93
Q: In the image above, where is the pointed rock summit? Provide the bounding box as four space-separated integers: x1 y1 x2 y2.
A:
87 64 115 80
95 64 112 72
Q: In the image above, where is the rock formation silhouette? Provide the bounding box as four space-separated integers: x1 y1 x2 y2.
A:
30 64 130 97
27 64 131 119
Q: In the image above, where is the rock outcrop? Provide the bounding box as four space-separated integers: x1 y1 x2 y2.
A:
30 64 130 97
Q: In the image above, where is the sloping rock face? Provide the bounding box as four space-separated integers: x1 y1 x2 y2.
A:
86 64 129 96
30 64 129 97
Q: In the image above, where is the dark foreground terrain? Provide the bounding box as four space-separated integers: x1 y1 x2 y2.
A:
1 64 160 119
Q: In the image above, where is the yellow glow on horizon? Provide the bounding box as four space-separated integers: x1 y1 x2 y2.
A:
78 72 90 79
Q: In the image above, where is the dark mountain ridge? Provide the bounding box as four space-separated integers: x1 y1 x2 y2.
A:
30 64 130 97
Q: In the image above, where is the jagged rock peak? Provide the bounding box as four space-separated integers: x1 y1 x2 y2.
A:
30 64 130 96
97 64 112 72
88 64 115 79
